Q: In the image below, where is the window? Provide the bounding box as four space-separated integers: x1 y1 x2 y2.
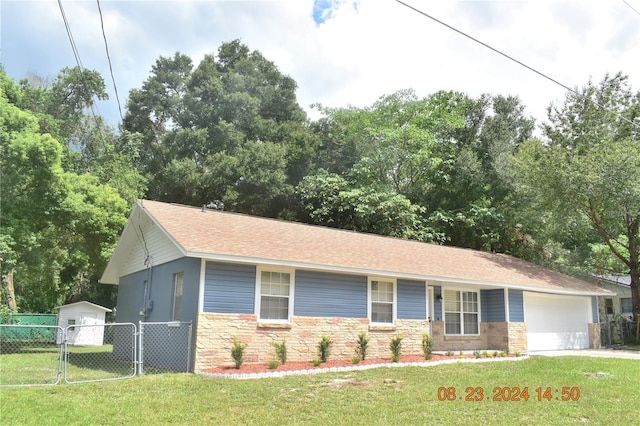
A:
444 289 479 335
67 319 76 332
258 269 292 321
173 272 184 321
370 279 395 324
620 298 632 315
604 298 614 316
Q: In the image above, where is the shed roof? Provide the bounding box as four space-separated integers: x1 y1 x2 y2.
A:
55 301 112 312
102 200 611 296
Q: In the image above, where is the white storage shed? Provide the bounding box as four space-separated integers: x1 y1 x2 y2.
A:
56 301 112 346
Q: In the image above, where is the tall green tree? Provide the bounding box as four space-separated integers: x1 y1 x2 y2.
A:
517 73 640 320
1 70 129 312
298 90 466 240
123 40 312 216
429 94 536 254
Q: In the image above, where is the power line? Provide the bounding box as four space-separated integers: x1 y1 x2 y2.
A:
96 0 124 121
57 0 104 128
58 0 84 71
623 0 640 17
395 0 640 131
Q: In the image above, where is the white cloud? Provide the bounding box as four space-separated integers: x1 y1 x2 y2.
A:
3 0 639 129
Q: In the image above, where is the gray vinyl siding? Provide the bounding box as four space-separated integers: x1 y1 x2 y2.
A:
508 289 524 322
115 269 147 324
203 262 256 314
481 289 505 322
433 286 443 321
591 296 598 323
294 270 367 318
115 257 200 324
397 279 426 320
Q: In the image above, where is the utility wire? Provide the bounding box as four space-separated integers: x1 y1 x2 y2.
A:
57 0 104 129
58 0 84 71
623 0 640 17
97 0 124 121
395 0 640 131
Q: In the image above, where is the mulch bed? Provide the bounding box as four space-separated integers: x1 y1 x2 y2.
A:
202 353 517 376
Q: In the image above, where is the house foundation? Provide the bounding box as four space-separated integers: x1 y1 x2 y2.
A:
194 313 431 372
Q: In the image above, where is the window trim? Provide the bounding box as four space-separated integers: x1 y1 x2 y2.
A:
368 277 397 325
443 288 480 336
255 266 295 323
173 272 184 321
604 298 614 316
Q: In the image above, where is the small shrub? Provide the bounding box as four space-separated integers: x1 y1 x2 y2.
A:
355 331 370 360
421 333 433 360
231 337 247 369
500 351 507 358
352 356 361 365
446 350 454 356
473 350 481 358
317 335 333 363
267 360 279 369
312 359 321 367
515 351 522 357
270 339 287 365
389 334 403 362
493 351 499 357
483 350 491 357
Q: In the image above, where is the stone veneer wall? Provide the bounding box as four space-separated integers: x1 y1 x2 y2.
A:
507 322 527 353
588 323 601 349
194 313 430 372
430 321 528 353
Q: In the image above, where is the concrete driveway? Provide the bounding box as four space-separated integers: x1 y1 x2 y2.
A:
528 349 640 360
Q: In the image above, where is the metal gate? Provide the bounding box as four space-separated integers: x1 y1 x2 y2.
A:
1 321 192 387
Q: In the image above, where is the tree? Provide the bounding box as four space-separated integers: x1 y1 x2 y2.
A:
1 69 129 312
123 40 310 215
429 94 536 253
298 90 467 240
518 73 640 321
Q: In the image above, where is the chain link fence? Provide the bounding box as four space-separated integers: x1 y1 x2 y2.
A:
139 321 192 375
64 323 137 384
600 320 639 346
1 321 192 387
0 325 63 386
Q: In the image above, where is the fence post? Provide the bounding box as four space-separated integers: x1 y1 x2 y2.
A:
138 321 143 377
187 321 193 373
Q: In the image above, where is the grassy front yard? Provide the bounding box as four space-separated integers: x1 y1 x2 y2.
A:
2 357 638 425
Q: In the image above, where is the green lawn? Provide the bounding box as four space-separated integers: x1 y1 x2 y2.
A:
0 344 135 385
2 357 639 425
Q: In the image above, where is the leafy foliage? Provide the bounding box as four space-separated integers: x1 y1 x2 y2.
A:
231 337 247 369
270 339 287 365
355 332 370 361
317 335 333 363
517 73 640 319
389 334 403 362
1 68 130 312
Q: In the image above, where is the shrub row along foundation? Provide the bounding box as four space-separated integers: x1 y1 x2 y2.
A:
194 313 526 372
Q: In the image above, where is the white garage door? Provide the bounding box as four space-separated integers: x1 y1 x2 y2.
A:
524 292 590 351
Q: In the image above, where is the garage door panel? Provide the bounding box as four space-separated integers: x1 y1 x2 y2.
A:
524 293 590 351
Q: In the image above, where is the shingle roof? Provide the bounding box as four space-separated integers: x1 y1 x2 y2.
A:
136 200 610 295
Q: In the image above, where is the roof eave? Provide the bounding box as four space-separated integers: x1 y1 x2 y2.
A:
188 251 614 297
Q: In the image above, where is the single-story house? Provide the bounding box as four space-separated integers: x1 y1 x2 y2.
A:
101 200 612 371
591 275 633 320
55 301 112 346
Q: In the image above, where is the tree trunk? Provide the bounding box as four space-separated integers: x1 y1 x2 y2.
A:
1 268 17 311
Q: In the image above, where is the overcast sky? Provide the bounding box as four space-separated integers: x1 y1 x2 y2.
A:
2 0 639 130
